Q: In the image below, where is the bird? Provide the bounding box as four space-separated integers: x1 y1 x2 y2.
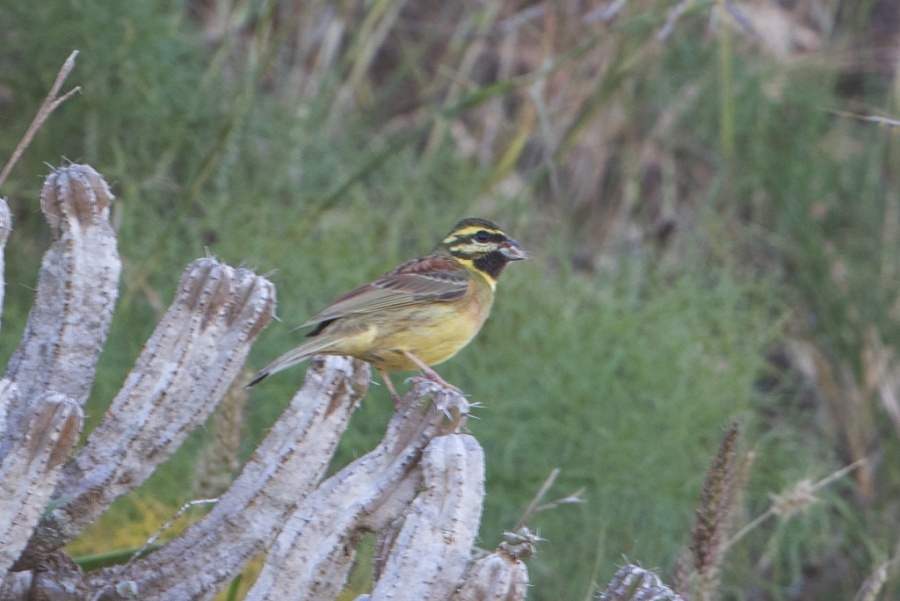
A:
247 217 526 404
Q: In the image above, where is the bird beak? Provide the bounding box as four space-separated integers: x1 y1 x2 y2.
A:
500 238 527 260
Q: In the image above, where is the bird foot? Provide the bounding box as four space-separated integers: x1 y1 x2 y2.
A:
399 350 468 397
405 375 466 397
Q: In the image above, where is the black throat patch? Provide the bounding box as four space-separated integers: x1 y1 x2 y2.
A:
473 250 510 280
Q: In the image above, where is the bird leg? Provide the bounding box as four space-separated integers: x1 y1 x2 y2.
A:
379 369 404 407
401 350 464 396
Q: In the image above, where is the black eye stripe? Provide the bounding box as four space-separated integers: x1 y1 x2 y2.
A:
459 231 504 245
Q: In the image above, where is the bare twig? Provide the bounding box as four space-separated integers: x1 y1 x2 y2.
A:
515 468 585 530
0 50 81 190
515 468 559 530
533 487 586 514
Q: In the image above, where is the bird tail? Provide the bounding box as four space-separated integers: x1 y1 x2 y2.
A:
246 335 341 387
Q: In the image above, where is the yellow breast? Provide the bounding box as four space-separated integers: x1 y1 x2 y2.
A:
359 274 494 371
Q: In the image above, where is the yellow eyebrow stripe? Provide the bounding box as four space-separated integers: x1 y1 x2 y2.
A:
442 225 500 244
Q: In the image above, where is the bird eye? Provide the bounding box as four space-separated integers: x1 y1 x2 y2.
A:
474 230 491 242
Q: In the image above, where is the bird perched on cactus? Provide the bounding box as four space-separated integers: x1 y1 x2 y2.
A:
248 218 526 403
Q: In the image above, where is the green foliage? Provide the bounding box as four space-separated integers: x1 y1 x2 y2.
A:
458 246 777 599
2 0 900 599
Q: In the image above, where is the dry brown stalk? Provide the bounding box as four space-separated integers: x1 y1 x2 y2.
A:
687 419 741 601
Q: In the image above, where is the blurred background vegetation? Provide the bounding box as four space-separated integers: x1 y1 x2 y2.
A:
1 0 900 599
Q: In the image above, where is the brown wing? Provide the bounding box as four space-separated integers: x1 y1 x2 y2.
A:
300 255 468 327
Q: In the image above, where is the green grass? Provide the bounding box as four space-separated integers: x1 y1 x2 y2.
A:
460 238 778 597
3 0 900 599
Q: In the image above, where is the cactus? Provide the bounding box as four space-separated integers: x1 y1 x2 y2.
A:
0 164 533 600
597 565 685 601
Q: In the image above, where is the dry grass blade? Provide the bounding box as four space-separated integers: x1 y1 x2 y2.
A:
659 0 699 41
0 50 81 190
723 457 870 553
852 558 897 601
126 498 219 566
829 109 900 128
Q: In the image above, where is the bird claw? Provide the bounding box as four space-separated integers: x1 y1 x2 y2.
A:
404 377 474 424
405 375 467 398
404 376 440 393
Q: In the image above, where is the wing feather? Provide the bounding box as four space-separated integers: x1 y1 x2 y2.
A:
300 255 468 327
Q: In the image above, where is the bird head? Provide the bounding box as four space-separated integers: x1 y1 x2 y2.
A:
436 218 526 283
